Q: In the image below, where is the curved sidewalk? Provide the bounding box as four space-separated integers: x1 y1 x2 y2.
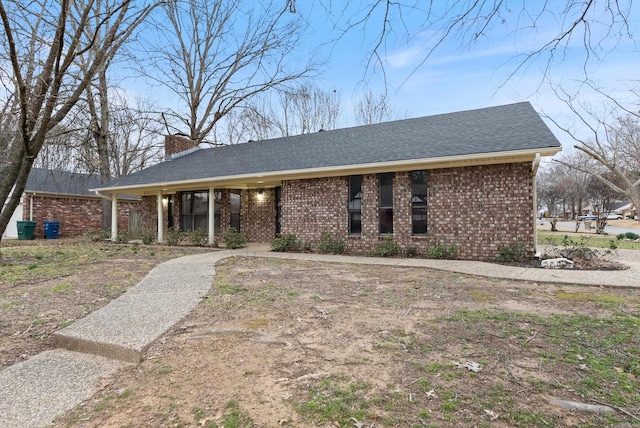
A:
1 246 637 427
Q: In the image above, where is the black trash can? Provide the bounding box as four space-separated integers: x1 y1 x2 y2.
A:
44 221 60 239
17 221 37 240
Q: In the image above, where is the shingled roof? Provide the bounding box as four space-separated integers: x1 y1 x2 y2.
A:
97 102 561 194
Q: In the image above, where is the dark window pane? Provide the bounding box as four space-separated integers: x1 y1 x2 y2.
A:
379 208 393 234
181 193 192 214
193 192 208 213
349 176 363 235
412 207 427 234
350 212 361 234
411 170 427 235
379 173 394 208
181 215 192 232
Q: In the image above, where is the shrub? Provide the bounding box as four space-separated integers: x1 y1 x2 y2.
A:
625 232 640 240
165 227 182 246
271 234 300 252
405 246 419 257
317 232 345 254
116 231 129 243
141 230 155 245
371 236 398 257
497 241 529 263
426 244 457 259
222 227 247 249
85 229 110 242
188 228 208 246
616 233 626 240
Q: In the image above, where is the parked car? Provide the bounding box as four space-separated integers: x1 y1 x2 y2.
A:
601 213 623 220
577 214 596 220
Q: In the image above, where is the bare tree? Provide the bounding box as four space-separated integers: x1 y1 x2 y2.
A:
536 165 565 232
548 90 640 224
353 91 404 125
144 0 317 143
108 94 164 177
0 0 157 241
308 1 636 83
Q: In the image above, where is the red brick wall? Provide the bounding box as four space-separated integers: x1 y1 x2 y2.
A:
279 163 534 261
23 195 140 238
242 189 276 242
165 135 199 157
135 162 534 260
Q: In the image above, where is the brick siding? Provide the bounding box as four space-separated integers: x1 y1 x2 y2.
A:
279 163 533 261
23 195 140 238
138 162 533 261
165 135 199 157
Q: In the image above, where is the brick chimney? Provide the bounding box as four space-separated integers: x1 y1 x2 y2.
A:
165 134 199 159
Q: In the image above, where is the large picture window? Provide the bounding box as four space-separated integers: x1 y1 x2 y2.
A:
348 175 362 235
379 172 394 234
180 191 221 232
411 170 427 234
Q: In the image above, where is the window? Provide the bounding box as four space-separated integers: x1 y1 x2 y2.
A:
379 173 394 234
411 171 427 234
230 191 241 232
180 191 221 232
348 175 362 235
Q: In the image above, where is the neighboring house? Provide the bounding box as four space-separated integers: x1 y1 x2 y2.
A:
3 168 141 239
94 102 562 261
611 201 637 219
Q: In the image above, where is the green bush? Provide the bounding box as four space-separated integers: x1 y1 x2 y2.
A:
85 229 110 242
497 241 529 263
616 233 626 240
371 236 398 257
625 232 640 240
141 230 155 245
116 231 129 243
317 232 345 254
165 227 182 246
271 234 300 252
426 244 457 259
405 246 419 257
222 227 247 249
188 228 208 246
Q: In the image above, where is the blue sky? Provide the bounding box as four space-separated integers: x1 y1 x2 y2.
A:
295 1 639 157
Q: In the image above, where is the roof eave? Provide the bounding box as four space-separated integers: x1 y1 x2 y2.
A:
93 146 561 196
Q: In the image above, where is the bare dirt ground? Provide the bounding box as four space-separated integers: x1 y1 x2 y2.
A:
0 240 210 370
32 255 638 428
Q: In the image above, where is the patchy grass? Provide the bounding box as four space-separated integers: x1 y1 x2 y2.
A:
53 257 640 428
538 231 640 250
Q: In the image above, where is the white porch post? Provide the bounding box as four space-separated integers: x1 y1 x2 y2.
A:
208 186 215 245
111 194 118 241
532 153 541 257
157 191 164 243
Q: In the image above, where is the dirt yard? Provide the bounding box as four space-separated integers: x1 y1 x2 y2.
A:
10 251 630 428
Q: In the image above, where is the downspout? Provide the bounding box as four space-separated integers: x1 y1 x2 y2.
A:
532 153 541 258
29 192 35 221
95 190 118 241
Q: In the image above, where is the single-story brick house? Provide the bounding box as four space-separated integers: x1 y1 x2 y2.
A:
93 102 562 260
3 168 141 239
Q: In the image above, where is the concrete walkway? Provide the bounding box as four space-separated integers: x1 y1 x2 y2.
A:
1 245 638 427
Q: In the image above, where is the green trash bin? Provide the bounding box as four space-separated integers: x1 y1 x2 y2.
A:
17 221 37 240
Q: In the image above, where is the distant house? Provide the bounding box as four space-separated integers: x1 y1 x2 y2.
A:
3 168 141 239
93 102 562 261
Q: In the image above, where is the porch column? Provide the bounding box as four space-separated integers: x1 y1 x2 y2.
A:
157 191 164 243
208 186 215 245
111 194 118 241
532 153 541 257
